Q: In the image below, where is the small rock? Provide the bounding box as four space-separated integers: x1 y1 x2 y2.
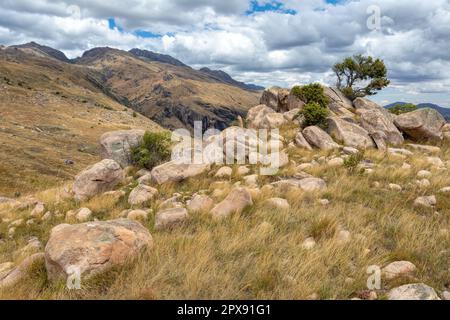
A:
414 195 436 208
401 163 412 170
319 199 330 206
236 166 250 176
442 291 450 300
388 283 440 300
215 166 233 178
137 174 152 185
263 198 290 211
342 146 359 155
389 184 402 191
302 237 316 250
0 253 45 289
426 156 444 167
336 230 351 244
128 185 158 206
416 179 430 188
186 194 214 213
66 207 92 222
328 157 344 167
388 148 413 157
439 186 450 193
210 188 253 219
416 170 431 179
155 208 189 230
382 261 417 280
30 202 45 218
127 209 149 221
243 174 259 188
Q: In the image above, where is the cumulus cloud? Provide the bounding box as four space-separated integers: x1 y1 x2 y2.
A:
0 0 449 105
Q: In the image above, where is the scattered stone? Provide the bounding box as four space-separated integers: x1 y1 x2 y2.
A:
263 198 290 211
151 161 210 185
388 283 440 300
243 174 259 188
328 157 344 167
416 170 431 179
297 163 312 170
45 219 153 281
237 166 250 176
73 159 124 201
302 237 316 250
406 144 441 154
210 188 253 219
401 163 412 170
439 186 450 193
159 196 183 210
137 174 152 185
187 194 214 213
442 291 450 300
272 178 327 192
336 230 351 244
0 253 44 289
382 261 417 280
155 208 189 230
42 211 53 221
319 199 330 206
127 209 148 221
66 207 93 222
302 126 340 150
426 156 444 167
416 179 431 188
394 108 446 141
99 130 145 167
128 185 158 206
30 202 45 218
389 184 402 191
0 262 14 280
215 166 233 178
413 195 436 208
388 148 413 157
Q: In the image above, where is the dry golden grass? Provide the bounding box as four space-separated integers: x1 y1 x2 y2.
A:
0 52 162 197
0 140 448 300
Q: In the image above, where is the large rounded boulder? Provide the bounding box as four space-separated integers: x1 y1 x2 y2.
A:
45 219 153 281
394 108 446 141
73 159 124 201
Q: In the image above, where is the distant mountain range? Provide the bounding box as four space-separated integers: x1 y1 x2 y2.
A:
384 102 450 121
199 67 264 91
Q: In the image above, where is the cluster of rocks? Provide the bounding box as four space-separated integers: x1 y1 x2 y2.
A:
1 85 448 299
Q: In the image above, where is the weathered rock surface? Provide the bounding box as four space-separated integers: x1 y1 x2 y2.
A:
151 161 210 185
210 187 253 219
413 195 436 208
302 126 340 150
323 87 354 116
45 219 153 281
327 117 375 148
99 130 145 167
128 184 158 205
272 177 326 192
73 159 124 201
294 131 313 150
394 108 446 141
260 87 290 112
382 261 417 280
155 208 189 230
263 198 290 211
0 253 45 289
353 98 404 146
187 194 214 213
388 283 440 300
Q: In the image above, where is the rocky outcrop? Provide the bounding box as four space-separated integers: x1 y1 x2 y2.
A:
353 98 404 146
394 108 446 141
260 87 290 112
246 104 287 129
302 126 340 150
151 161 210 185
327 117 375 148
294 131 313 150
73 159 124 201
323 87 354 116
99 130 145 167
45 219 153 281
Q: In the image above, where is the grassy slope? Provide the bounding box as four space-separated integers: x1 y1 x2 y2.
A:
0 138 448 299
0 49 162 197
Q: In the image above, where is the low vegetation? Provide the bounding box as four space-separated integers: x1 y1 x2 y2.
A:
300 102 329 129
389 103 417 115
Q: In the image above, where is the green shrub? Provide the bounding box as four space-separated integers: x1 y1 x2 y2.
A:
343 151 365 173
300 102 329 129
131 131 171 169
388 103 417 115
291 83 329 108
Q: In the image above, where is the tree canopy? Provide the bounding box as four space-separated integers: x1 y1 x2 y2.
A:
333 54 390 100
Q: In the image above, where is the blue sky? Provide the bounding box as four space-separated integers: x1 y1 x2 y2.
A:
0 0 449 107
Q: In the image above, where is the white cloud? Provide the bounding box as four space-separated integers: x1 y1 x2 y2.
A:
0 0 448 105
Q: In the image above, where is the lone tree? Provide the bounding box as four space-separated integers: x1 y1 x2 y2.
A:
333 54 390 100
